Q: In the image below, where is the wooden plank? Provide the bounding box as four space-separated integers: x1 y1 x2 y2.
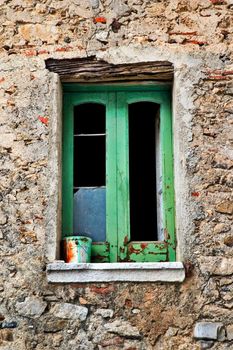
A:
64 85 171 92
46 57 173 82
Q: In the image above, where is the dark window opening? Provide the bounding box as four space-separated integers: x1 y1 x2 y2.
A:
128 102 159 241
74 103 105 135
74 136 105 188
73 103 106 188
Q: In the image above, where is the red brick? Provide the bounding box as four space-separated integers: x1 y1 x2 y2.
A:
55 46 72 52
183 39 207 45
169 31 197 36
93 17 107 24
207 75 228 80
24 49 37 57
38 49 49 55
223 71 233 76
90 285 114 294
210 0 226 4
207 70 233 78
38 116 49 125
191 192 200 197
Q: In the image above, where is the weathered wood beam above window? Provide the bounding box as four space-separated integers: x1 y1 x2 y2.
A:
45 57 173 83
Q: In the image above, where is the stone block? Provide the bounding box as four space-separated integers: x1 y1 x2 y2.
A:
0 133 15 148
0 329 13 342
226 324 233 340
214 223 230 234
18 24 59 44
15 297 47 318
223 236 233 247
0 210 7 225
104 319 141 338
216 201 233 215
52 303 88 321
200 340 214 349
194 322 225 340
96 31 109 43
0 321 17 329
89 0 99 8
199 257 233 276
43 319 67 333
95 308 114 318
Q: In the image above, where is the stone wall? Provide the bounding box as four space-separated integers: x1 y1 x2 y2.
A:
0 0 233 349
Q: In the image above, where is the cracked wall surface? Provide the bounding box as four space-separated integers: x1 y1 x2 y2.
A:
0 0 233 349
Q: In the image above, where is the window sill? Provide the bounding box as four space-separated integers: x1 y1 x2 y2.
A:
47 261 185 283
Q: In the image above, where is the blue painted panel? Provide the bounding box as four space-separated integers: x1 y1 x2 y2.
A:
73 188 106 242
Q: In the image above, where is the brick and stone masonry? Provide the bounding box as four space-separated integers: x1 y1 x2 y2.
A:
0 0 233 349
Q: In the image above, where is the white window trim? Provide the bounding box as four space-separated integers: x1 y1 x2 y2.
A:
47 261 185 283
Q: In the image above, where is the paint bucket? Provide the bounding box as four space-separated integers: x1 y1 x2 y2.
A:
63 236 92 263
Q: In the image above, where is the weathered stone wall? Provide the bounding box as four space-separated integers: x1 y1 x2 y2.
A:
0 0 233 349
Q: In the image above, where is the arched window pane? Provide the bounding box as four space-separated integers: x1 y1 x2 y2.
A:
128 102 162 241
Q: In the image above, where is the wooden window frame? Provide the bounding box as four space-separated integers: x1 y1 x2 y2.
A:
62 84 175 263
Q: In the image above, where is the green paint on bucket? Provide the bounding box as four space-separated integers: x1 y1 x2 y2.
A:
63 236 92 263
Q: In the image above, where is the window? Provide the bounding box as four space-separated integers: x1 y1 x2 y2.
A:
62 85 175 263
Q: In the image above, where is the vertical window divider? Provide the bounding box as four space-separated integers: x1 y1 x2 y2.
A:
160 93 176 261
106 92 118 262
62 94 74 237
117 92 130 261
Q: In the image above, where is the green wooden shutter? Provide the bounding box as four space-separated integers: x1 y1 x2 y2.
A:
62 85 176 262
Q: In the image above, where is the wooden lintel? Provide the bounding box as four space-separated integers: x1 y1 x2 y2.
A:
45 57 173 82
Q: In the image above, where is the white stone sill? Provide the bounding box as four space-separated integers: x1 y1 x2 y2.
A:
47 261 185 283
